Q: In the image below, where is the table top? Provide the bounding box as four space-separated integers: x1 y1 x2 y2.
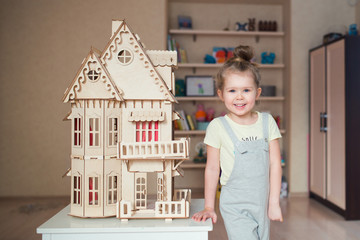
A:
37 199 212 234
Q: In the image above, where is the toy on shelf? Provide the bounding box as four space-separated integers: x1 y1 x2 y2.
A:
258 20 277 31
206 108 215 122
62 20 191 220
204 54 216 64
213 47 234 63
193 142 207 163
195 104 206 122
348 24 358 36
235 22 248 31
175 79 186 96
248 18 256 31
195 104 212 130
178 15 192 29
261 52 276 64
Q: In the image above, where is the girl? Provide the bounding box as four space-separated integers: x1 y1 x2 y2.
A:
192 45 283 240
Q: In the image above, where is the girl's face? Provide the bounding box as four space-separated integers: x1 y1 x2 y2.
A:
217 71 261 123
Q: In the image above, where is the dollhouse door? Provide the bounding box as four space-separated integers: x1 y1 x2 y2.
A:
135 173 147 209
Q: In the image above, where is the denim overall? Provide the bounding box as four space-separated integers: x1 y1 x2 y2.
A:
219 113 270 240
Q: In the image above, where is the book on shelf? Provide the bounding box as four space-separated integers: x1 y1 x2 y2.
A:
186 114 196 130
167 35 188 63
176 110 198 131
177 110 190 130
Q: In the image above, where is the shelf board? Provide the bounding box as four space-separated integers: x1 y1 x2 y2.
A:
175 130 206 135
181 162 206 169
175 129 286 135
176 96 285 101
169 29 285 37
177 63 285 69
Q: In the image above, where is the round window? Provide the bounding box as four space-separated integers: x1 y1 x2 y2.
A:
117 49 133 65
87 70 99 81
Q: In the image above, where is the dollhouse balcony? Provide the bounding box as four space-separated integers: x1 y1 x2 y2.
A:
118 138 189 160
117 198 190 220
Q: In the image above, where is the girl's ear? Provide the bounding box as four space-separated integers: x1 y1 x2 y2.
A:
256 87 262 99
217 89 224 101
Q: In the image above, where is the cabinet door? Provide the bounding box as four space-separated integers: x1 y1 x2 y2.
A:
309 47 326 198
326 39 346 210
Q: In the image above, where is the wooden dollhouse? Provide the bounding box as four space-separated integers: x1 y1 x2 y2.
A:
62 20 191 220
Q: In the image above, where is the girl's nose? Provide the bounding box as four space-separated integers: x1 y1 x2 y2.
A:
236 92 243 99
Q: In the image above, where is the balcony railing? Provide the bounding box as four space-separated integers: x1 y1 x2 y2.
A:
155 199 189 218
173 189 191 203
118 138 189 160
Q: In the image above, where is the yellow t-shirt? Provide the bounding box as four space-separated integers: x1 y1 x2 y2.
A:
204 112 282 185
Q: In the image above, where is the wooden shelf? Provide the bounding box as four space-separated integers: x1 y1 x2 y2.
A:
177 63 285 69
175 129 286 135
181 162 206 169
176 96 285 101
181 161 285 169
175 130 206 135
169 29 285 37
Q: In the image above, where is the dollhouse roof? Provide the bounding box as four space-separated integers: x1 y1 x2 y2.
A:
63 20 176 103
62 48 123 102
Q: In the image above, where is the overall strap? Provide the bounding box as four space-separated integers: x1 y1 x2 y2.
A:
219 117 242 153
262 113 269 142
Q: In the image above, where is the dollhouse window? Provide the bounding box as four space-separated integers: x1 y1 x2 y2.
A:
108 175 117 204
74 118 81 147
89 176 99 206
87 70 99 81
108 118 118 147
89 118 100 147
117 49 133 65
136 121 159 142
73 176 81 205
157 174 164 201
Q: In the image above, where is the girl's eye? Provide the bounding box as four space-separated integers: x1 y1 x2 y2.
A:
244 89 250 93
229 89 236 93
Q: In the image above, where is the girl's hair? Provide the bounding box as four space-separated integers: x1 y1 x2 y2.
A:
216 45 261 91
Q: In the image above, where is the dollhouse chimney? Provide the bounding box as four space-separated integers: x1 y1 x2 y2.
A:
111 19 123 37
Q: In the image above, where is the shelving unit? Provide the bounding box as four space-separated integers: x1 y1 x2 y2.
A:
176 96 285 101
168 0 290 192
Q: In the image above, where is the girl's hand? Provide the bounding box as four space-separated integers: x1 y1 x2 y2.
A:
268 203 283 222
192 207 217 224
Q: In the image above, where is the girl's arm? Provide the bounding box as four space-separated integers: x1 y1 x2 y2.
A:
192 145 220 223
268 138 283 222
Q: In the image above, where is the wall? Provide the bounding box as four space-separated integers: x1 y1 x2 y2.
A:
289 0 356 193
1 0 359 197
0 0 167 196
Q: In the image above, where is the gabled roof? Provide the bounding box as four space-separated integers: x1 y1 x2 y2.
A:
62 48 123 103
100 20 177 102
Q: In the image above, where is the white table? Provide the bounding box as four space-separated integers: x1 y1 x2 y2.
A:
37 199 212 240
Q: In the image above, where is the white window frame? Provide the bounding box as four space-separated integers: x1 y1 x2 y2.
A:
135 121 159 142
87 70 99 82
89 118 100 147
73 117 81 147
117 49 133 65
73 175 81 205
88 176 99 206
108 117 118 147
107 175 118 205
